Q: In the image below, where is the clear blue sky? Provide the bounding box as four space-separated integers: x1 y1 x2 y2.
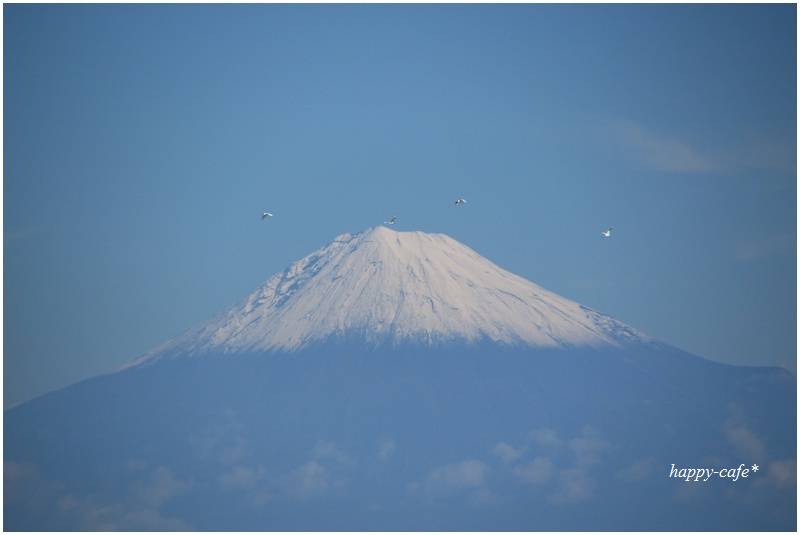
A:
4 4 796 408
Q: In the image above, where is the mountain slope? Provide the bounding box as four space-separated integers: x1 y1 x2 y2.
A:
4 226 795 531
130 226 650 366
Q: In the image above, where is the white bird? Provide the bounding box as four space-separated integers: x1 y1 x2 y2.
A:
384 216 397 225
261 212 273 220
602 227 613 237
455 199 467 206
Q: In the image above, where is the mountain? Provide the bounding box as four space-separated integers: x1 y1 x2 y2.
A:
5 227 796 531
129 226 649 365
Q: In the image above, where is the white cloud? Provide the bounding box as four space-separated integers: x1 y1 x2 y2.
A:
549 467 594 504
725 425 767 462
603 118 717 173
421 459 487 496
514 457 553 485
724 411 768 462
493 441 525 463
568 426 610 467
283 460 328 499
511 427 609 504
218 465 266 490
100 507 194 531
730 458 797 527
189 411 248 465
9 463 197 531
313 439 356 466
4 461 60 511
763 459 796 490
527 428 562 449
130 466 194 509
747 458 798 495
588 117 795 176
617 458 657 483
218 465 273 508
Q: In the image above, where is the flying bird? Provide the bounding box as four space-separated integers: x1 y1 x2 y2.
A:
384 216 397 225
455 199 467 206
261 212 273 220
602 227 613 237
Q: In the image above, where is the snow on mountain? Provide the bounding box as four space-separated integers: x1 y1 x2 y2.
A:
130 226 650 366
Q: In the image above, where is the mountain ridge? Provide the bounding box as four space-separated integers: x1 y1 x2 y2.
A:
127 226 653 368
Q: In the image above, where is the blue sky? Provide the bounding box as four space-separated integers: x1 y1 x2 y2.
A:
4 3 796 407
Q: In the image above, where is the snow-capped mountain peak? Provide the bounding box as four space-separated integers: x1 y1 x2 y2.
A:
131 226 650 364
